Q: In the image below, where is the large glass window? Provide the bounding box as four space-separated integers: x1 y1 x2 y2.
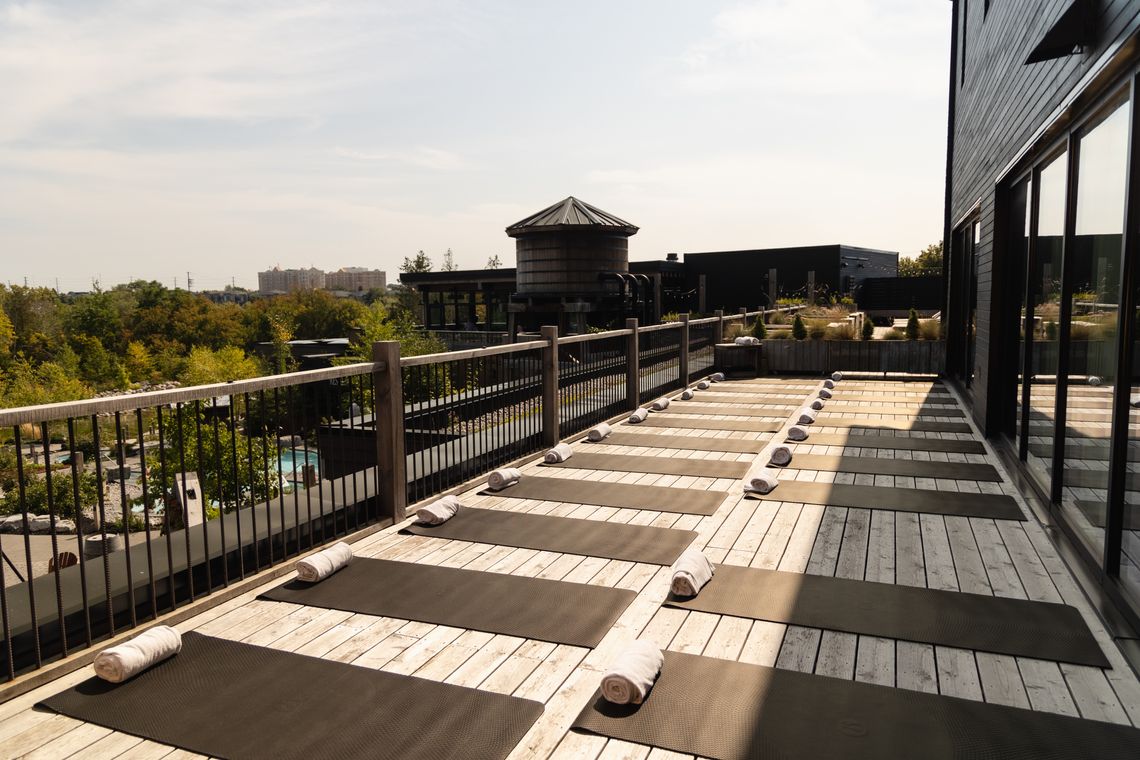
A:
1010 178 1031 449
1025 151 1068 494
1059 98 1130 559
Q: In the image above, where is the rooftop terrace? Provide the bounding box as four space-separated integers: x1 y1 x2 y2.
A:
1 315 1138 758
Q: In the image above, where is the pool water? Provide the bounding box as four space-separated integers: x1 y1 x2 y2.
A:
279 448 320 480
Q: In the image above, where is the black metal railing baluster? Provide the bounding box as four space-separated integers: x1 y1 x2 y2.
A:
134 410 157 620
67 418 93 645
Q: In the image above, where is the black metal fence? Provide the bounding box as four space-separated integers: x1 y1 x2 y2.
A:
0 310 775 686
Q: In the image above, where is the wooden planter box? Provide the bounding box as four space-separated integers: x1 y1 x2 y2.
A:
758 340 945 375
713 343 760 378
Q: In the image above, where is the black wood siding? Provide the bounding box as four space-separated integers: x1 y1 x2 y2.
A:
949 0 1140 432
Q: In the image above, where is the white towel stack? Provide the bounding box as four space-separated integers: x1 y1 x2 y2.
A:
629 407 650 423
787 425 809 442
832 371 844 382
734 336 759 345
650 397 671 411
710 372 725 382
670 548 715 597
818 388 833 400
797 408 818 425
810 398 825 411
697 380 711 390
416 495 461 525
601 640 664 705
296 541 354 582
1089 376 1103 386
823 379 835 389
93 626 182 683
587 422 613 441
681 389 695 400
544 443 574 463
487 468 522 490
770 444 793 466
744 468 780 494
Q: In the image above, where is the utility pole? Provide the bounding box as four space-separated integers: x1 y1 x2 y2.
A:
186 272 193 291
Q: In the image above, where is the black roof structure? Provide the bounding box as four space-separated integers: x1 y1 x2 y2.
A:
505 196 639 237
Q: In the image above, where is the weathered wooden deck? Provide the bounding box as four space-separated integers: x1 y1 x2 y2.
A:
2 377 1139 760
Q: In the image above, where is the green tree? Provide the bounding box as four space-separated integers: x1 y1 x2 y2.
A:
70 335 129 389
898 241 943 277
401 250 433 273
906 308 920 340
124 341 157 384
861 316 874 341
0 358 91 408
180 346 262 386
0 308 13 363
0 455 99 520
792 314 807 341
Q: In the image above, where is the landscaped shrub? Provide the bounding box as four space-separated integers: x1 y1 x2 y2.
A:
825 323 854 340
1044 321 1058 340
792 314 807 340
906 308 920 340
725 323 747 340
919 319 941 340
861 317 874 341
751 318 767 339
807 319 828 340
882 328 906 340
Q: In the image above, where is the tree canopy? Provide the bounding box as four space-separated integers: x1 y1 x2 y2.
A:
898 241 943 277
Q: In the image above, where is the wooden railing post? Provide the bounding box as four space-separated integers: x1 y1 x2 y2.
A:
372 341 406 522
679 313 690 386
713 309 725 343
541 325 559 447
626 318 640 410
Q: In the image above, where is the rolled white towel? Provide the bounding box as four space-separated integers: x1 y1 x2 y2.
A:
734 336 758 345
296 541 354 582
832 371 844 382
787 425 809 442
770 444 793 466
670 548 715 597
587 422 613 442
601 640 664 705
1089 376 1102 386
797 408 818 425
823 379 835 389
681 389 695 400
744 468 780 494
488 467 522 490
544 442 574 463
710 372 725 382
1131 394 1140 408
650 397 671 411
629 407 650 423
697 380 711 390
416 495 461 525
810 398 825 411
94 625 183 683
818 388 833 400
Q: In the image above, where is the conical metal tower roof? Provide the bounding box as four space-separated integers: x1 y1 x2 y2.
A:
506 196 639 237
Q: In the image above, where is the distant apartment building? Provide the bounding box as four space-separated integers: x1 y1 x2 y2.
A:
257 267 327 294
325 267 387 293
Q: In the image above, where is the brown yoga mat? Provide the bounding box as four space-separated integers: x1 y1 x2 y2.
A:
814 417 972 433
592 432 766 454
666 404 796 417
543 452 748 479
41 632 543 760
824 403 966 418
633 416 782 433
702 384 818 394
572 651 1140 760
788 432 986 454
776 453 1000 481
665 565 1107 667
745 480 1025 520
262 557 633 648
403 507 696 564
483 476 728 515
829 393 955 403
686 393 809 404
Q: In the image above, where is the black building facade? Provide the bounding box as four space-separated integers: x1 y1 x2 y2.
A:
944 0 1140 626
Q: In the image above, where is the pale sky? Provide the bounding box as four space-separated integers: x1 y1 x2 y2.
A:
0 0 951 291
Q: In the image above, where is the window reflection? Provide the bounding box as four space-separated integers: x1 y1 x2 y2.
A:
1025 151 1067 494
1059 98 1129 560
1010 179 1030 449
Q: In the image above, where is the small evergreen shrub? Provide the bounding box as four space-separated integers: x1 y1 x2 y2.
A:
906 308 920 341
751 319 767 339
861 317 874 341
792 314 807 340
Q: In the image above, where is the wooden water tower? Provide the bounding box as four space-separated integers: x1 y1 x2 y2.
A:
505 196 639 335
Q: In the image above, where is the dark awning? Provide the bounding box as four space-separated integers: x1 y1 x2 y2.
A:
1025 0 1096 64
